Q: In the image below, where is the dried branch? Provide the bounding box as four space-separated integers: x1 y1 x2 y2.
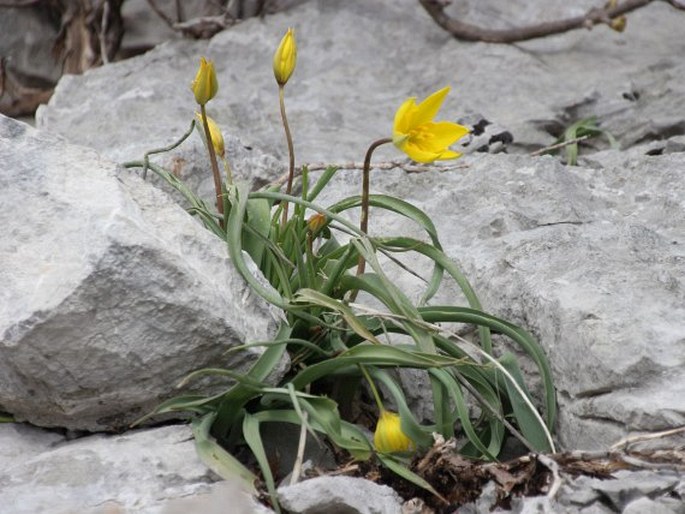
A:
529 135 590 157
0 0 40 6
145 0 175 28
418 0 684 43
610 425 685 451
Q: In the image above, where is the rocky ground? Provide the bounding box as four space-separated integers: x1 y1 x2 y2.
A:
1 0 684 512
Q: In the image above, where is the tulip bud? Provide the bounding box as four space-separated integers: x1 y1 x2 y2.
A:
191 57 218 105
373 410 415 453
307 213 327 234
273 28 297 87
610 15 627 32
195 112 225 158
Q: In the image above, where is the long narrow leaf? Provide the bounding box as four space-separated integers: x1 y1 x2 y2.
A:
377 453 447 504
193 413 257 494
243 413 279 512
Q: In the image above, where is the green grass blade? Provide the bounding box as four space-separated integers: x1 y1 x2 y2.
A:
192 413 257 494
499 352 553 453
242 412 279 512
377 453 447 504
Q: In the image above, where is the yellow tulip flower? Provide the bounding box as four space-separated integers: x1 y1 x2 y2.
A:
392 86 469 163
273 28 297 87
195 112 225 158
373 410 415 453
191 57 218 105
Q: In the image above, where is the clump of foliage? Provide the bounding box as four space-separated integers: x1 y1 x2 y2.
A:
125 28 556 511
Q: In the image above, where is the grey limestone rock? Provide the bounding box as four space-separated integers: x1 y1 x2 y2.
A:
0 115 287 431
278 475 403 514
0 422 266 514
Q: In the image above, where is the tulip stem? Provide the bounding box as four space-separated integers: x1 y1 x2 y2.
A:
279 85 296 226
359 364 385 413
200 104 224 218
356 137 392 277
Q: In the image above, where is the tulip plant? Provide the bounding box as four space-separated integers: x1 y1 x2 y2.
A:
125 28 557 511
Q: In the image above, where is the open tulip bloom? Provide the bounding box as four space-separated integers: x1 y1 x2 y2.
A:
392 86 469 163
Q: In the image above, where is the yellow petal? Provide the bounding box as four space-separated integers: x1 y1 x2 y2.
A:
412 86 451 127
273 28 297 86
436 149 462 160
401 142 443 163
427 121 470 147
392 96 417 136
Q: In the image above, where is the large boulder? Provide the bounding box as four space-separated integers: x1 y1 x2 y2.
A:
0 115 286 431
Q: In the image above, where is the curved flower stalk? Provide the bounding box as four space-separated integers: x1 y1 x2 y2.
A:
191 57 224 217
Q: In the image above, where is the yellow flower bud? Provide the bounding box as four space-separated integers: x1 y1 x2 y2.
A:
273 28 297 87
195 112 225 157
307 213 327 234
191 57 218 105
373 410 415 453
610 15 627 32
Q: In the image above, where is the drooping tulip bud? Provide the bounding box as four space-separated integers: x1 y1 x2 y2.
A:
273 28 297 87
195 112 225 158
307 213 327 234
191 57 218 105
373 410 415 453
610 15 627 32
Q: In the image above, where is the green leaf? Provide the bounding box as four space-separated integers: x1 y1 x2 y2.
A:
243 412 280 512
418 305 556 429
212 324 290 439
307 166 338 203
192 413 257 494
499 353 553 453
328 194 445 304
243 196 272 267
227 185 286 307
429 368 498 460
294 288 382 344
290 343 460 392
377 453 447 504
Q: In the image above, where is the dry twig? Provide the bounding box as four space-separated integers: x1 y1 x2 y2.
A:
418 0 684 43
529 135 591 156
610 425 685 451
